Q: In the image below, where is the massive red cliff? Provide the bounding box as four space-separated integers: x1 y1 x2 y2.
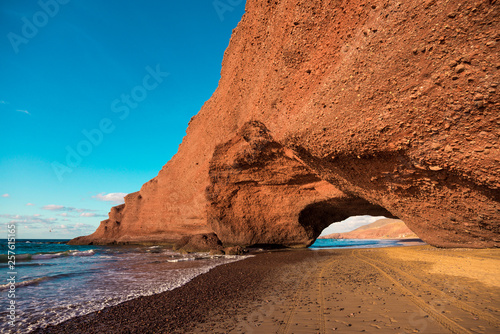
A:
70 0 500 248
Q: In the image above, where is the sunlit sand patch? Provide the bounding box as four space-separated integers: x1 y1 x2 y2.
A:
381 246 500 288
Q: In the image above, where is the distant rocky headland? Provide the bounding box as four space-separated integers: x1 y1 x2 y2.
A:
319 219 418 240
70 0 499 249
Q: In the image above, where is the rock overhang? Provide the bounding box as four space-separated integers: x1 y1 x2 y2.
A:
70 0 500 249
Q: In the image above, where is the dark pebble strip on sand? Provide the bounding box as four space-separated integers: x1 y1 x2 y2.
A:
32 250 326 334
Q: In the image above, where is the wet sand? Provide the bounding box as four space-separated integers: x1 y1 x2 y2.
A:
34 246 500 333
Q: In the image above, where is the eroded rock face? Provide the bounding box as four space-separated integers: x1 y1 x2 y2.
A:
70 0 500 248
207 121 396 247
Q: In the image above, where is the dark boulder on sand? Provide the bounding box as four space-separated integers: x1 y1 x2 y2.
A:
174 233 223 253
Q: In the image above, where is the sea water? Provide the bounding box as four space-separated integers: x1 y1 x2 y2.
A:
0 239 248 333
309 238 425 249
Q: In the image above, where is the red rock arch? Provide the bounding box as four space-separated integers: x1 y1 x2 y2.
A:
206 121 396 247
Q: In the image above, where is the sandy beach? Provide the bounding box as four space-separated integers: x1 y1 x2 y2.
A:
34 246 500 334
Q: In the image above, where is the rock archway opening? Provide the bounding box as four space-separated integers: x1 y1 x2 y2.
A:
318 215 389 238
298 197 398 245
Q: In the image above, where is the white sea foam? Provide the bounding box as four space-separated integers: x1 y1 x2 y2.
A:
69 249 95 257
26 249 95 260
0 277 52 291
31 252 66 260
167 257 196 263
0 248 251 333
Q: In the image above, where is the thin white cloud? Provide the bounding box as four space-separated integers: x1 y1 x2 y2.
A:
16 109 31 115
0 214 59 225
42 204 97 213
80 212 106 218
42 204 65 211
26 203 35 206
51 222 97 235
93 192 127 204
2 194 10 198
33 214 41 217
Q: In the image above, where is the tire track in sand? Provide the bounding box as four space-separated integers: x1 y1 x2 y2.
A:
354 249 473 334
277 255 335 334
317 256 338 334
359 249 500 328
276 269 315 334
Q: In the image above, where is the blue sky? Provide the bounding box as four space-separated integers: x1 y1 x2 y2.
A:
0 0 246 239
0 0 382 241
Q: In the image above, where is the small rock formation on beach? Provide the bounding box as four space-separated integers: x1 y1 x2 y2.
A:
320 218 419 240
174 233 223 253
70 0 500 249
